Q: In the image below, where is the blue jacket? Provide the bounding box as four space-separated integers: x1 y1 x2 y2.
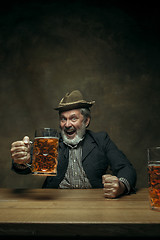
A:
12 130 137 191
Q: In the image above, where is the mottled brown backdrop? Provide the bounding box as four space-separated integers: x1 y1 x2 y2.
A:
0 0 160 189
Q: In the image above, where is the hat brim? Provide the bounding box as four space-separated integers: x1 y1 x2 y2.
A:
54 101 95 112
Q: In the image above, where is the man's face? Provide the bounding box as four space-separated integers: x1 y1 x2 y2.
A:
59 109 90 145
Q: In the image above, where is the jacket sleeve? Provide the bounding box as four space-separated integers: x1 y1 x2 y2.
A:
11 160 32 174
103 133 137 192
11 162 31 174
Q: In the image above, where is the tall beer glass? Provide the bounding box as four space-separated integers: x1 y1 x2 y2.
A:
31 128 59 176
148 147 160 211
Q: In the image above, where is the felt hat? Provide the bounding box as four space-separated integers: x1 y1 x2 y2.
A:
54 90 95 112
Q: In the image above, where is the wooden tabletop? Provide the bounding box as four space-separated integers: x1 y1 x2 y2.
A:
0 188 160 237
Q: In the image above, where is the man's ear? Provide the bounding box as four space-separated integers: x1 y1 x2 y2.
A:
85 117 90 128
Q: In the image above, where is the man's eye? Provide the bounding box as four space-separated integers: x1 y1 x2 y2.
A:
72 117 77 121
61 118 66 122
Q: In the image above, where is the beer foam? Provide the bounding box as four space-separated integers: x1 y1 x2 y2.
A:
148 163 160 166
34 137 59 139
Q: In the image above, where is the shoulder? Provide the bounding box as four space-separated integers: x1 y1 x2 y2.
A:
86 130 118 152
86 130 110 145
87 130 108 138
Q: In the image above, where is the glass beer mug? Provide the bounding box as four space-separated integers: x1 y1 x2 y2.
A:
27 128 59 176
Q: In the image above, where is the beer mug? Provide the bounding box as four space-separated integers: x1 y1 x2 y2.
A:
27 128 59 176
147 147 160 211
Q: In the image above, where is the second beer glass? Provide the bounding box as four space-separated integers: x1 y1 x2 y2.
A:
148 147 160 211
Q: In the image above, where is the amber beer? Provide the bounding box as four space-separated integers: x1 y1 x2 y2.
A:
148 164 160 210
32 137 59 176
148 147 160 211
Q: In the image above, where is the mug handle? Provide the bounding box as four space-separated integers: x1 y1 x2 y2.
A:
24 140 33 168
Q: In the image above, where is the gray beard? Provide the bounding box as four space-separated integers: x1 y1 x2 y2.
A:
61 122 86 146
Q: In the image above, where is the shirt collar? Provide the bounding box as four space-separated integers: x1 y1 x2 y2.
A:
63 137 84 149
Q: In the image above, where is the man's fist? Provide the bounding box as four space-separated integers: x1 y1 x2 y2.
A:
11 136 31 165
102 174 126 198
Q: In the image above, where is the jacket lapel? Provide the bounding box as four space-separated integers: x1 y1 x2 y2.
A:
57 140 69 179
82 131 96 162
59 140 68 159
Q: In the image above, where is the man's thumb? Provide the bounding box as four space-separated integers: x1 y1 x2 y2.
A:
23 136 30 144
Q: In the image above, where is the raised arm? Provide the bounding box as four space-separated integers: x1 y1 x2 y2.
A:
11 136 31 173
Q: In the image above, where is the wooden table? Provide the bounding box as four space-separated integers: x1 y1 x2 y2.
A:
0 188 160 237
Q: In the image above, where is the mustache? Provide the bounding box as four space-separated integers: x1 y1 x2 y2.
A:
64 126 76 131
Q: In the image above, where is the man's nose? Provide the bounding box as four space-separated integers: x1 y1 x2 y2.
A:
65 119 72 128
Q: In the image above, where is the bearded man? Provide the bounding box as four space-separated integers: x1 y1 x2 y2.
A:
11 90 136 198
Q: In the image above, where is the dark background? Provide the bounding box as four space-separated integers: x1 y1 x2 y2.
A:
0 0 160 189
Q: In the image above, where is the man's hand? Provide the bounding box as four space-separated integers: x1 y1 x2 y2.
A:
102 174 126 198
11 136 31 165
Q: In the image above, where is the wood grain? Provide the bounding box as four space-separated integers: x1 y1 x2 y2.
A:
0 188 160 237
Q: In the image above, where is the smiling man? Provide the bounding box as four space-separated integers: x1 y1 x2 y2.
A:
60 109 90 144
11 90 136 198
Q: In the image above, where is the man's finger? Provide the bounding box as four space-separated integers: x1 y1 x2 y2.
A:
11 146 29 153
12 151 28 158
104 191 117 199
11 141 25 148
102 174 118 183
104 182 115 188
14 157 28 164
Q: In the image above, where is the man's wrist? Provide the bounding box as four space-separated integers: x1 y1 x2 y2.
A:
119 177 130 194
